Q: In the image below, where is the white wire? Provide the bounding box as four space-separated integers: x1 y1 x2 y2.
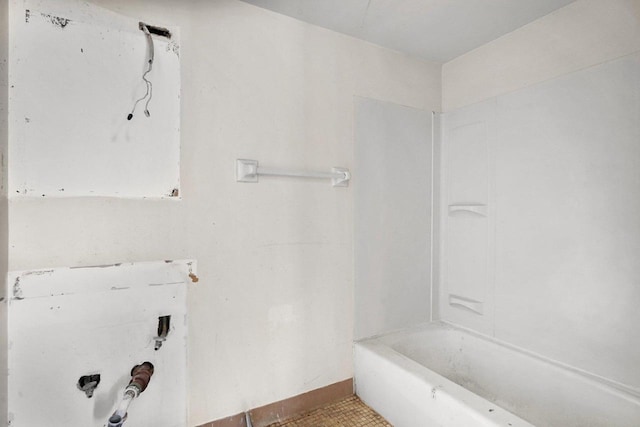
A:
128 24 155 119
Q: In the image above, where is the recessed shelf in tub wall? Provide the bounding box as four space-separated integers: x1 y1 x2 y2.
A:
448 204 488 216
449 294 484 315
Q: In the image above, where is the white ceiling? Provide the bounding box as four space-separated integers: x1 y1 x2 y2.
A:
240 0 576 62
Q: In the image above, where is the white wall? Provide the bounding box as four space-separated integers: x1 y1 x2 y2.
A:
0 0 8 421
442 0 640 112
438 100 496 335
439 0 640 391
354 98 433 340
7 0 441 425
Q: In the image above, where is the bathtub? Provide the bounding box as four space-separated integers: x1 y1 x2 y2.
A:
354 322 640 427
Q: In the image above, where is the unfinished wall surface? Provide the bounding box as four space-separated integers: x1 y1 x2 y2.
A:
439 0 640 394
442 0 640 111
7 0 441 425
10 4 181 198
8 261 192 427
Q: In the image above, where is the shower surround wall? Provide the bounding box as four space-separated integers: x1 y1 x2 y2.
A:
438 0 640 396
354 98 433 340
5 0 441 425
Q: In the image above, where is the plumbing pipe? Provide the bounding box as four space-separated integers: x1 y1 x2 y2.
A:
107 362 155 427
129 362 155 393
108 390 135 427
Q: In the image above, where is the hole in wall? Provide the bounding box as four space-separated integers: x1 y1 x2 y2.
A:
155 315 171 350
140 22 171 39
77 374 101 398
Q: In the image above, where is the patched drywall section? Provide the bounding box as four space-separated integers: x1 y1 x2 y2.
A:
7 0 441 425
7 261 192 427
442 0 640 111
10 1 180 198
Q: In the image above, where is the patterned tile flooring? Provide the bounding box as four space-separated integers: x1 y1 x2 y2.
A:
267 395 392 427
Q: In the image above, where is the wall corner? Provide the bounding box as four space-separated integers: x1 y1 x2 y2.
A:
0 0 9 424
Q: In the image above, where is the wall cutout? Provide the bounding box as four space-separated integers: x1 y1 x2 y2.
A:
154 315 171 351
10 6 181 198
77 374 101 399
7 260 194 427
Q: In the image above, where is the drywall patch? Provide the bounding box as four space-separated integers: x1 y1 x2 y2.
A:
12 8 181 198
7 260 194 426
268 304 296 331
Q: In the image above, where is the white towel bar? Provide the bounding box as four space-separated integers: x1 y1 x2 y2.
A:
236 159 351 187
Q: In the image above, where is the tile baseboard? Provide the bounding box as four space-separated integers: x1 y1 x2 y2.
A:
198 378 354 427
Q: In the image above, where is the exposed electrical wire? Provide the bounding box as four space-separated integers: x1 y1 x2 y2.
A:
127 22 155 120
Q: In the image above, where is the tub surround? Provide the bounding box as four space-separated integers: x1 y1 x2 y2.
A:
439 37 640 394
355 322 640 427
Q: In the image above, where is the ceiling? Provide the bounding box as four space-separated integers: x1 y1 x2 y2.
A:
240 0 576 62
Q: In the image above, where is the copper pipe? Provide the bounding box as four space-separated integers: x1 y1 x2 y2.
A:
129 362 154 394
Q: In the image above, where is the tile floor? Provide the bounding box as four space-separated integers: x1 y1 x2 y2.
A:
267 395 392 427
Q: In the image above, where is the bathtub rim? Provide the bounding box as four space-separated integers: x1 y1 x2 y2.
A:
354 337 535 427
357 320 640 406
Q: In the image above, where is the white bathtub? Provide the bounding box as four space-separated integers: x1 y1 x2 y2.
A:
354 322 640 427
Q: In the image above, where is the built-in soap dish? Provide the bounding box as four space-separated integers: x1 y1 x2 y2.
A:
449 294 484 315
448 204 487 216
